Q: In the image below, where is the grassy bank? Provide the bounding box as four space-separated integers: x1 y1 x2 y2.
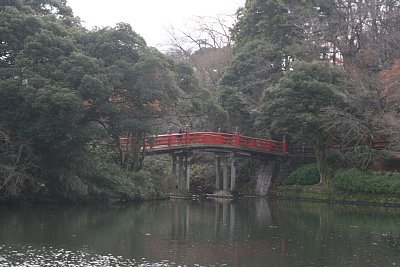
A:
275 185 400 207
275 167 400 207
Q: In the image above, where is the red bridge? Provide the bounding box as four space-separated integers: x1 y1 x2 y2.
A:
120 131 287 156
120 130 287 193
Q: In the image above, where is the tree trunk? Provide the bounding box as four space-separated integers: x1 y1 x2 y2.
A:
129 141 142 171
115 136 126 169
315 147 329 185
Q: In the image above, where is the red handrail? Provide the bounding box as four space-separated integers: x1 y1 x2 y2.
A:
121 131 287 154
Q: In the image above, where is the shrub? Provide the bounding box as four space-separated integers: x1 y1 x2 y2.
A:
89 162 136 199
132 169 167 200
332 169 400 195
286 164 320 185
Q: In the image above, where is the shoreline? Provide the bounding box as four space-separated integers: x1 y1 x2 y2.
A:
270 185 400 208
3 187 400 208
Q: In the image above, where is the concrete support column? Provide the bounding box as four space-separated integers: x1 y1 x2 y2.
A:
215 155 221 190
255 160 277 196
222 156 228 190
230 154 236 191
178 155 184 190
171 155 177 177
185 155 190 191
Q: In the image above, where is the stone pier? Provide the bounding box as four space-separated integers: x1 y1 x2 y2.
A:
171 150 279 196
214 153 237 196
172 151 237 194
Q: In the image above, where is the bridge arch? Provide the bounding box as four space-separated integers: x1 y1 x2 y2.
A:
120 130 287 195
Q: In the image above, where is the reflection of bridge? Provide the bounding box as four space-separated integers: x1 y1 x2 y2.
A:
121 130 287 193
144 199 283 266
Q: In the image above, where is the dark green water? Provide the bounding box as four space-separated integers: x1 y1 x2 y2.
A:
1 199 400 266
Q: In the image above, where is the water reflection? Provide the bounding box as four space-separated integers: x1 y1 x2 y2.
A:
1 199 400 266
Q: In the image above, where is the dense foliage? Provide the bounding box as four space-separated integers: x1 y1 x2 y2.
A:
285 164 320 186
333 169 400 196
0 0 202 202
219 0 400 188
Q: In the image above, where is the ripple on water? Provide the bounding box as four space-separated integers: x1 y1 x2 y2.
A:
0 245 181 267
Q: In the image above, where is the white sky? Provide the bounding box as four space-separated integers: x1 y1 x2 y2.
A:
67 0 245 49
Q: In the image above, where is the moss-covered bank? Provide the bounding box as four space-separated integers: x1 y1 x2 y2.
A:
275 185 400 207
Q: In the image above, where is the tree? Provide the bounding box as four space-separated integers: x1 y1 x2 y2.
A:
221 0 400 166
319 0 400 69
219 40 284 131
161 60 229 130
257 61 347 183
231 0 305 48
0 131 38 200
164 16 234 131
166 15 233 56
166 15 234 92
0 0 109 199
304 1 400 171
219 0 324 132
321 57 400 171
81 24 183 169
0 0 202 201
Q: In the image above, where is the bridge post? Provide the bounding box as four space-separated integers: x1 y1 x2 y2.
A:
185 155 190 191
265 140 270 151
178 154 184 190
215 155 221 190
142 138 146 151
171 155 177 177
230 154 236 191
222 156 229 190
149 136 154 149
168 130 172 147
185 125 190 145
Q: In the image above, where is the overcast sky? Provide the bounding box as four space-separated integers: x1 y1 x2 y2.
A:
67 0 245 49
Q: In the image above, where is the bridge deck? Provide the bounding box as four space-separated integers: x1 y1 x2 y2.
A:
121 131 287 157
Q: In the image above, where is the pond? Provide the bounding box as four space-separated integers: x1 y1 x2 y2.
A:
0 198 400 266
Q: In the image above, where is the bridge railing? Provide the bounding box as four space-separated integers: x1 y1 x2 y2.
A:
238 134 284 153
135 131 287 154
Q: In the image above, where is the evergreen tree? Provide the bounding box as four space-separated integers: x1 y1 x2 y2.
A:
0 0 203 201
257 61 346 183
219 0 322 133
